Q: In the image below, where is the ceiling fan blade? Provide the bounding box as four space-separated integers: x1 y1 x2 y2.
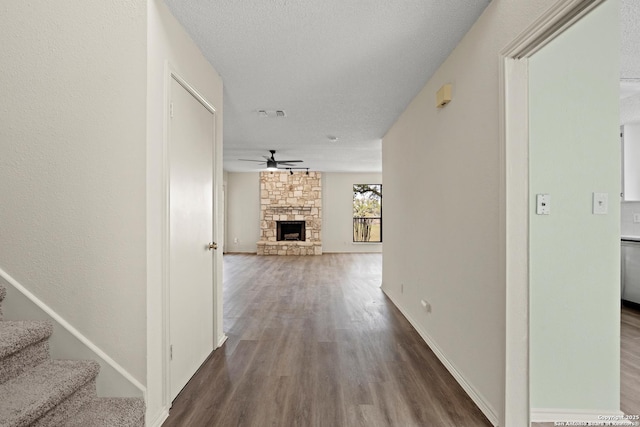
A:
238 159 267 165
278 162 303 166
276 160 303 163
262 156 272 161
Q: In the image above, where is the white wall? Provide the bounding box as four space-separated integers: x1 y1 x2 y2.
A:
0 0 147 387
323 173 382 253
623 124 640 201
0 1 225 423
381 0 558 424
224 172 383 253
147 0 225 423
529 0 620 414
622 202 640 236
225 172 260 253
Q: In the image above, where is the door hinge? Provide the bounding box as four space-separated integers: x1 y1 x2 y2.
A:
170 102 174 118
170 345 173 361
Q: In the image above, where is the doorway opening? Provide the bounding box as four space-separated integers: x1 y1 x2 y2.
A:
501 0 618 425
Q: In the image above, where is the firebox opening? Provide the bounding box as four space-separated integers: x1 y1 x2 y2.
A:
277 221 306 241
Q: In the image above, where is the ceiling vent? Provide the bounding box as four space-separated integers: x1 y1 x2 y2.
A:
257 109 287 118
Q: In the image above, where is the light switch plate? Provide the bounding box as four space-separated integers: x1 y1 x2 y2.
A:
634 213 640 223
593 192 608 215
536 194 550 215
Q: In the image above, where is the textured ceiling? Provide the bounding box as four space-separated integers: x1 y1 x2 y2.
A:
163 0 640 167
621 0 640 125
163 0 491 172
622 0 640 80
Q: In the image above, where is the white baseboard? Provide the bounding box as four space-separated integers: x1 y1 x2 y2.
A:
382 287 500 426
532 408 624 423
147 407 170 427
0 266 146 398
217 333 228 348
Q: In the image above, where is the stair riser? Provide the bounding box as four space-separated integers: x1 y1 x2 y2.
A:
60 397 146 427
0 340 50 384
0 283 145 426
32 378 97 427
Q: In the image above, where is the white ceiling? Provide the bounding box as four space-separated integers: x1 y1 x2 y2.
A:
163 0 491 172
163 0 640 170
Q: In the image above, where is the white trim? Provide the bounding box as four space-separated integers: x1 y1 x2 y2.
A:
500 1 608 426
147 408 170 427
161 61 172 410
501 56 530 427
382 288 499 426
216 333 228 349
0 266 146 396
171 72 217 114
531 408 624 423
503 0 605 59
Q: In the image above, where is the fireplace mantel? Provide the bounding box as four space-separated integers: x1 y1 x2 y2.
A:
263 206 313 212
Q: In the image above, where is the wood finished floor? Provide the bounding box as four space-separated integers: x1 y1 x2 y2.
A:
162 254 491 427
621 305 640 416
532 305 640 427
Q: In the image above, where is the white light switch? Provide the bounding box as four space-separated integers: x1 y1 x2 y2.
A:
593 192 608 215
536 194 550 215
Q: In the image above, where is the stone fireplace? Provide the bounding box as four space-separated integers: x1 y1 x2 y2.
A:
257 171 322 255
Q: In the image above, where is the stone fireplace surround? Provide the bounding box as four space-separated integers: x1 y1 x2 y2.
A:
257 171 322 255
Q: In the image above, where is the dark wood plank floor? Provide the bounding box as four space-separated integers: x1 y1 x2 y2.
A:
162 254 491 427
621 304 640 416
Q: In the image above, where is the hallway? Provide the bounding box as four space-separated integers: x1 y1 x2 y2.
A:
162 254 490 426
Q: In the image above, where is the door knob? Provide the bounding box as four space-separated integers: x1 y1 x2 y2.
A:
208 242 218 251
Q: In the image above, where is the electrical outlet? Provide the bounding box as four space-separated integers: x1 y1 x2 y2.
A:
592 192 608 215
536 194 550 215
634 213 640 223
421 299 432 313
234 237 239 244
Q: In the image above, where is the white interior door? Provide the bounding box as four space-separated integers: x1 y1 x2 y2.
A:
169 76 215 401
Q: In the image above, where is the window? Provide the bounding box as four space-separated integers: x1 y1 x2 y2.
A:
353 184 382 242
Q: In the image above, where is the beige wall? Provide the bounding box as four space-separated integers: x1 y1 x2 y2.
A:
381 0 558 424
147 0 225 423
0 1 225 424
225 172 260 252
0 0 147 387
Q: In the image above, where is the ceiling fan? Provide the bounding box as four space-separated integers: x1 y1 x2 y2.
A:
239 150 303 171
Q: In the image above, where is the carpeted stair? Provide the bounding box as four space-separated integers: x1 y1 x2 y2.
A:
0 283 145 427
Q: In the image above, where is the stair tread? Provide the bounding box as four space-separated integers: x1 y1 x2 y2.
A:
0 320 53 359
0 359 99 427
62 397 145 427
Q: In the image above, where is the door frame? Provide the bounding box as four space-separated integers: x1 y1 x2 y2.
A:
162 67 220 408
500 1 606 425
